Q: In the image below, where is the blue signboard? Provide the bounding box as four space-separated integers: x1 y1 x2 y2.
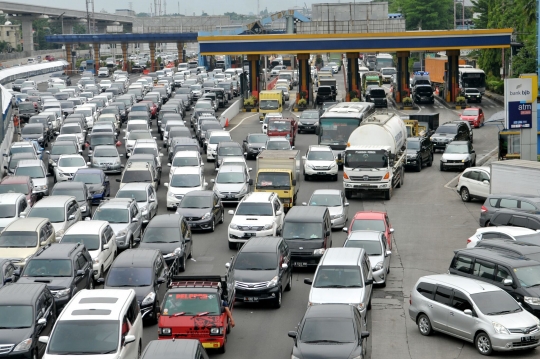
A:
508 101 533 129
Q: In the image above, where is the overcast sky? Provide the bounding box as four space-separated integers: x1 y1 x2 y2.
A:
5 0 354 16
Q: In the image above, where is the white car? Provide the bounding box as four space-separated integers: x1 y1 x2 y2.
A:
302 145 338 181
99 80 112 90
125 120 150 139
466 226 537 248
206 130 232 161
227 192 285 249
168 150 203 182
74 106 96 129
54 154 88 182
61 220 117 280
457 166 490 202
58 123 85 146
131 139 162 168
164 167 207 209
124 130 155 157
261 112 284 134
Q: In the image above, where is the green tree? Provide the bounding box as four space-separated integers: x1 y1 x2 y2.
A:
400 0 453 30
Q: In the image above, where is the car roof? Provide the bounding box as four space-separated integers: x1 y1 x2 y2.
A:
183 190 213 198
305 303 354 318
75 168 103 175
142 340 199 359
16 159 43 167
311 189 341 196
267 137 289 142
486 193 540 202
309 145 333 152
98 199 132 209
65 220 108 234
243 192 274 203
1 175 30 184
218 165 244 173
241 236 280 253
285 206 327 222
474 226 535 236
60 288 134 321
147 214 182 228
0 283 46 305
34 243 82 259
33 195 75 207
172 166 200 175
5 217 48 231
0 193 25 203
476 239 540 255
421 274 501 294
112 248 159 268
455 247 540 268
53 181 85 190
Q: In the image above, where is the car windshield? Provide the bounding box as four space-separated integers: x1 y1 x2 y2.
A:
128 132 152 140
195 102 212 111
351 219 385 232
23 259 72 277
15 166 44 178
59 157 85 167
116 190 147 202
407 141 421 150
91 135 115 146
94 147 118 157
127 124 148 132
344 239 383 255
248 134 268 143
382 69 396 75
93 208 128 223
52 188 85 201
234 252 277 270
282 222 322 239
0 204 16 218
269 121 290 131
218 147 243 156
266 140 290 150
0 184 29 195
313 265 363 288
122 170 152 183
513 265 540 288
209 136 230 145
142 227 181 243
235 202 273 216
0 231 38 247
309 194 342 207
0 305 33 328
51 144 76 155
260 100 279 110
344 150 388 169
172 157 199 167
10 146 34 155
300 112 319 119
445 144 469 154
462 109 479 116
73 173 101 184
29 207 65 222
465 89 479 94
178 196 212 208
300 318 356 343
21 126 42 135
75 109 92 117
106 267 152 287
256 172 290 189
171 174 200 187
216 171 244 184
162 292 220 316
47 320 119 355
19 103 35 110
471 291 522 315
307 151 334 161
435 126 457 134
61 234 100 251
133 147 157 156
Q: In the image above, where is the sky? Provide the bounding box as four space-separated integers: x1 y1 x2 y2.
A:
5 0 355 16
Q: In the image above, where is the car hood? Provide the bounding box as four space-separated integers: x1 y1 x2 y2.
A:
233 269 277 283
87 184 104 192
284 239 323 250
104 284 153 303
296 342 356 359
406 149 420 155
309 287 365 305
0 217 18 229
58 165 86 174
369 254 384 268
175 207 211 217
306 160 335 167
21 134 41 140
489 309 539 329
327 206 343 216
299 119 317 124
0 247 36 262
168 185 203 196
442 153 470 161
214 182 246 193
109 223 129 234
0 328 34 345
31 177 47 186
51 222 68 233
248 141 266 147
138 241 181 255
17 276 73 290
231 215 275 226
432 133 455 139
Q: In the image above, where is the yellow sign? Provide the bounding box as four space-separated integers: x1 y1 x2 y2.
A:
519 73 538 101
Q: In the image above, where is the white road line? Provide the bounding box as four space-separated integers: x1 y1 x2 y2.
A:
229 113 259 132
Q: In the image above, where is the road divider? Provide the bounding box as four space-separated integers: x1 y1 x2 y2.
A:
219 99 242 128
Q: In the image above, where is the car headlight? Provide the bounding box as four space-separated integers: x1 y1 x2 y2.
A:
56 229 65 239
93 257 100 264
313 248 326 255
492 321 510 335
373 261 384 271
297 121 304 126
267 275 279 288
13 338 32 352
80 205 87 212
230 223 239 230
160 327 172 335
462 157 470 163
239 184 248 194
329 162 337 168
524 296 540 305
354 302 365 311
54 288 71 298
174 247 182 256
142 291 156 306
117 230 127 238
37 185 47 190
305 163 314 169
209 327 223 335
167 192 177 199
263 223 273 230
331 214 342 219
441 158 447 163
163 253 175 259
92 159 99 165
201 212 212 220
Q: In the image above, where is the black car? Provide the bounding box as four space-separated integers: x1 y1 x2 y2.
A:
405 136 433 172
28 115 54 142
242 133 268 160
72 168 111 204
87 133 119 152
315 86 335 105
288 304 369 359
227 236 292 308
0 258 18 288
430 122 471 151
367 87 387 108
102 248 167 324
139 214 193 273
297 110 320 133
0 283 56 359
175 190 224 232
51 181 92 218
16 243 93 314
17 102 39 121
168 138 201 163
20 123 47 147
413 84 434 104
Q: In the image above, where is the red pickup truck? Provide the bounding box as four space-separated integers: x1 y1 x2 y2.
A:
158 275 234 353
267 117 298 146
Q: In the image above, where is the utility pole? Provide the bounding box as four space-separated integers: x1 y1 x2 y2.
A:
453 0 456 29
59 12 65 34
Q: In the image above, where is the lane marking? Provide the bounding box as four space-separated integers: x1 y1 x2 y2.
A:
229 113 259 132
443 146 498 189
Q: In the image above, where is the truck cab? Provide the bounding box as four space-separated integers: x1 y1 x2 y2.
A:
258 90 283 121
267 118 297 146
158 275 234 353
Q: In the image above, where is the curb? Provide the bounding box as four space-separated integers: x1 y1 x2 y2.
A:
388 96 419 110
484 92 504 106
477 146 499 166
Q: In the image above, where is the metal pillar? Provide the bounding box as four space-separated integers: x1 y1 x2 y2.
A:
396 51 410 103
297 53 310 104
21 17 34 52
93 43 100 74
65 43 72 73
346 52 360 100
285 15 295 34
121 43 128 72
446 50 460 103
177 42 183 64
149 42 156 72
247 54 260 99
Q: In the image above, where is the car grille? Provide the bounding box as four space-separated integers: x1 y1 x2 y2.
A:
512 339 539 347
235 281 269 289
291 251 311 256
237 225 264 231
508 325 539 334
349 175 382 181
0 345 14 355
187 216 202 221
313 166 331 170
445 160 463 164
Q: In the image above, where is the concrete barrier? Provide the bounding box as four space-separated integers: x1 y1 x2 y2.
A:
0 121 15 177
219 99 242 128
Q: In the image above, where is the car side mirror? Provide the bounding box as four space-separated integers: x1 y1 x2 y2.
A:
116 179 121 182
471 149 475 153
13 269 20 277
342 227 348 232
361 331 370 339
365 279 374 286
291 146 295 150
38 336 49 344
228 210 234 215
292 179 297 186
385 250 392 257
132 218 139 223
483 180 490 185
157 277 165 284
288 331 297 339
326 230 331 236
40 240 48 246
503 278 513 286
304 278 313 285
68 214 76 220
123 335 136 345
389 228 395 233
37 317 47 326
225 262 230 269
276 210 283 216
463 309 473 316
281 263 288 269
76 269 85 276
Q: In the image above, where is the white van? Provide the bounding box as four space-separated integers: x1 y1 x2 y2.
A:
39 289 143 359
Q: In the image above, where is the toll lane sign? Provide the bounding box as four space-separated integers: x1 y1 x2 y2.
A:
508 101 533 129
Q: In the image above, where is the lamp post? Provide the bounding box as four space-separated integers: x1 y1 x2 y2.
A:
59 12 65 34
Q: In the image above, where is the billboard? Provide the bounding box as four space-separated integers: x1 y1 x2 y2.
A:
505 78 533 129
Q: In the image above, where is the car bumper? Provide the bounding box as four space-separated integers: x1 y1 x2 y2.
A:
330 216 347 228
91 163 123 173
490 332 540 351
0 348 37 359
343 181 391 191
228 228 275 243
234 285 281 302
167 198 182 209
32 187 49 196
304 166 338 176
432 142 451 149
245 148 262 157
115 236 130 250
441 161 469 170
186 218 214 230
405 158 420 167
215 193 247 204
91 192 106 205
298 124 318 132
207 150 216 160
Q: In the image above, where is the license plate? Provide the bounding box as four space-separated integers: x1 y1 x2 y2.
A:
202 342 221 349
521 336 534 343
445 163 461 166
244 297 259 302
188 223 193 227
317 172 326 175
244 233 256 237
294 262 307 267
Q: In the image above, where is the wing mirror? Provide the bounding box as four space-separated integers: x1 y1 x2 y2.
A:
76 269 85 276
463 309 473 316
304 278 313 285
228 210 234 215
37 318 47 326
123 335 136 345
225 262 230 269
503 278 513 286
281 263 288 269
389 228 395 233
385 250 392 257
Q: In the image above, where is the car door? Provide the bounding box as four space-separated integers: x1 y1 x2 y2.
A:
181 218 192 258
73 255 86 292
341 191 349 220
430 286 452 332
446 289 476 340
381 234 390 270
273 198 284 232
130 204 142 239
476 170 490 198
212 193 221 221
478 109 484 124
468 142 476 163
465 170 482 196
384 214 393 249
361 256 373 305
35 292 54 357
100 226 113 270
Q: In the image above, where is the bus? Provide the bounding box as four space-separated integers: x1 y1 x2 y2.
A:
317 102 376 164
375 53 394 71
459 68 486 94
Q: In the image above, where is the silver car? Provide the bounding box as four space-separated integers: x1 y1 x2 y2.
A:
211 165 250 204
343 230 391 286
440 141 476 171
14 159 49 196
302 189 349 229
89 145 124 174
409 274 540 355
115 183 158 224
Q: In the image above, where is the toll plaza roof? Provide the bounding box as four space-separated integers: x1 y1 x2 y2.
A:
45 33 198 44
198 29 513 55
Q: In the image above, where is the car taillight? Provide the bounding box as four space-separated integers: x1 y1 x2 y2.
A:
467 238 471 244
481 205 487 213
409 293 412 305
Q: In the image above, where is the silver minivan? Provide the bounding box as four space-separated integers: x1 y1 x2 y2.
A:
409 274 540 355
304 248 373 321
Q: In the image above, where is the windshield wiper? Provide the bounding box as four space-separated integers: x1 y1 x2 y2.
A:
239 267 263 270
96 350 117 354
487 310 512 315
192 311 209 318
316 284 347 288
303 340 344 344
172 311 185 317
527 283 540 287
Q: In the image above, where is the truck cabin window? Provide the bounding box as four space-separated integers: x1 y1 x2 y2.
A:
345 150 389 169
260 100 279 110
256 172 290 189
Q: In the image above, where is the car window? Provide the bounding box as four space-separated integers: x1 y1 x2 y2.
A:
39 226 47 241
126 297 139 324
451 255 473 274
488 198 498 207
492 213 512 225
433 286 452 306
76 255 87 270
510 215 529 228
18 198 27 214
494 266 512 283
468 171 480 181
528 218 540 230
100 229 108 246
520 201 536 211
273 199 280 213
482 233 511 240
473 260 496 281
451 290 473 312
478 171 490 182
499 199 518 209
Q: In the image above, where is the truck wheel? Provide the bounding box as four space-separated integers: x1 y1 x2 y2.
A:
384 189 391 200
345 189 353 199
396 169 404 188
416 159 422 172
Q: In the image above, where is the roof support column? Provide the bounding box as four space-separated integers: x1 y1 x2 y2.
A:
297 53 310 105
21 17 34 53
396 51 410 103
446 50 460 103
93 43 100 75
121 43 128 72
346 52 360 100
149 42 156 72
65 43 72 73
247 54 260 100
177 42 184 64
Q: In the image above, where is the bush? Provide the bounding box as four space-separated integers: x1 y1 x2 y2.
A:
456 96 466 105
403 97 412 106
244 97 255 107
351 98 360 102
298 99 307 107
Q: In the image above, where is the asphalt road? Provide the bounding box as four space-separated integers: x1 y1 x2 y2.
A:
25 67 534 359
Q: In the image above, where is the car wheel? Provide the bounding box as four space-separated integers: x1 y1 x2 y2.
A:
345 189 352 199
285 271 292 291
475 332 493 356
219 210 224 224
228 241 236 250
179 255 186 272
416 159 422 172
210 218 215 232
333 174 338 181
274 288 282 309
88 278 94 290
304 174 309 181
128 237 133 249
150 300 159 325
32 349 38 359
427 153 433 167
440 162 444 171
417 314 433 336
460 187 471 202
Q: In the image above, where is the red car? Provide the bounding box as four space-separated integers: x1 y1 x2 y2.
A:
0 175 37 208
344 211 394 249
459 107 484 128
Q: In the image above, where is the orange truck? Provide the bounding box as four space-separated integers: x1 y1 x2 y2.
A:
424 58 466 85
